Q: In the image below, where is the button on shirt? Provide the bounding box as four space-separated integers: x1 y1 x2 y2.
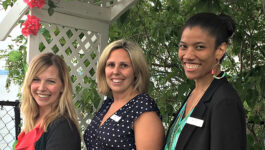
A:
84 94 161 150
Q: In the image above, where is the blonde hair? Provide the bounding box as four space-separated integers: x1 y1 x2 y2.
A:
21 52 79 133
97 39 150 95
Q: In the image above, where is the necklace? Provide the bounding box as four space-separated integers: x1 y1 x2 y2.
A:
165 102 193 150
184 90 203 117
185 80 212 117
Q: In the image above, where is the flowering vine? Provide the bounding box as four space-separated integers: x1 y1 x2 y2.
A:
21 15 42 36
23 0 46 9
21 0 46 36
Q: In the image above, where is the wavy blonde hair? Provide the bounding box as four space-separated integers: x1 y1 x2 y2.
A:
21 52 79 133
97 39 150 95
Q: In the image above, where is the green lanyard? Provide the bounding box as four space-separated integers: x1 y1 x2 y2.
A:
165 102 194 150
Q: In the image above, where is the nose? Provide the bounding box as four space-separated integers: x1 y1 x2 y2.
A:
183 48 195 60
113 66 120 75
38 81 46 91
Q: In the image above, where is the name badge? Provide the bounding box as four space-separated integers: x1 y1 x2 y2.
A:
187 117 204 127
110 114 121 122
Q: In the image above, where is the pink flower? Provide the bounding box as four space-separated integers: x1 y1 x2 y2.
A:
22 15 41 36
23 0 46 9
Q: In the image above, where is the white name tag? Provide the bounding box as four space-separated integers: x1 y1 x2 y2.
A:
187 117 204 127
110 114 121 122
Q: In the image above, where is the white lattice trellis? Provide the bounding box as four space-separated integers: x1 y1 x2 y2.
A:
37 22 100 97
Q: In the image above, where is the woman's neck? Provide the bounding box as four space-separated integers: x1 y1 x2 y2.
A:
194 72 214 94
112 90 139 103
35 107 52 126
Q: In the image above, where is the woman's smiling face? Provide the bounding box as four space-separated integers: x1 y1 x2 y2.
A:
105 48 135 95
178 26 220 81
30 65 63 111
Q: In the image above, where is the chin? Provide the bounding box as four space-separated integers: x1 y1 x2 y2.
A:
186 77 196 80
185 73 197 80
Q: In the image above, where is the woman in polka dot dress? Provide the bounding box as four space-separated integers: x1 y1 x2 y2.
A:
84 39 165 150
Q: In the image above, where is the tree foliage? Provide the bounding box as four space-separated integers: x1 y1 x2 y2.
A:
109 0 265 149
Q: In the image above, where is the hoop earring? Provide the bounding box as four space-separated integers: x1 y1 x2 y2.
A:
211 61 226 79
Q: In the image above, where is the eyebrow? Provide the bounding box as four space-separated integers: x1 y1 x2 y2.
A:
106 60 130 63
179 41 206 45
47 78 57 80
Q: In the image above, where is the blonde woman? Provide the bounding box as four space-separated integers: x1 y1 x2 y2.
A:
84 39 165 150
15 52 81 150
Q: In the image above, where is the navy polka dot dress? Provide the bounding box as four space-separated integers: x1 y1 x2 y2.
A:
84 94 161 150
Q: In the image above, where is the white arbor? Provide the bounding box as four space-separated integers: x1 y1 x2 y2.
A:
0 0 138 142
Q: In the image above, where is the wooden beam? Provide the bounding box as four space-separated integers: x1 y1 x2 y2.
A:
32 8 109 33
110 0 139 22
0 0 28 41
44 0 111 22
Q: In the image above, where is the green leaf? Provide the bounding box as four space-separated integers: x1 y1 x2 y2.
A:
48 0 56 8
8 51 22 62
48 7 55 16
12 140 18 150
23 62 28 73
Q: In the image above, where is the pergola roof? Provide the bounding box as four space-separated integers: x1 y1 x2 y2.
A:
0 0 138 41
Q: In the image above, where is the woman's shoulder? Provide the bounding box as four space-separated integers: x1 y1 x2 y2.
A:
135 93 155 101
50 116 67 124
48 116 75 130
212 79 243 106
43 117 81 150
131 94 160 112
215 80 240 98
131 94 157 105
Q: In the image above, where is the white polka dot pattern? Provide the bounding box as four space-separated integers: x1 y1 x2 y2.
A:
83 94 161 150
